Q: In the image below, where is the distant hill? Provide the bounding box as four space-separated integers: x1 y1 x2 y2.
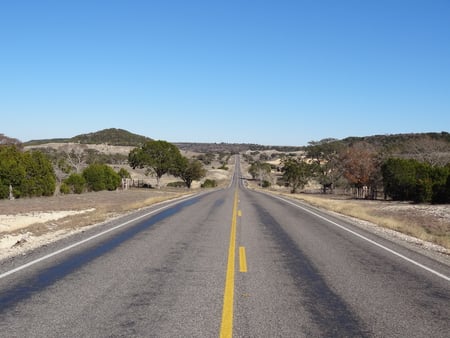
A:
175 142 303 154
15 130 450 164
341 132 449 148
70 128 151 146
326 132 450 165
25 128 152 147
341 132 449 152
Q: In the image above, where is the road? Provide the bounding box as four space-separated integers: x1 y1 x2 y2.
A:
1 156 449 337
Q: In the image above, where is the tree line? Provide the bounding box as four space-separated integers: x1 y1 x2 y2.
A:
2 137 449 203
247 139 450 204
0 140 208 199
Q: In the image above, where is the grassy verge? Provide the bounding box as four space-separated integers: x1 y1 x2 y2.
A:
261 189 450 251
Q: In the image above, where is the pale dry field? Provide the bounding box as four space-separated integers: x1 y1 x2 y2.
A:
0 189 194 260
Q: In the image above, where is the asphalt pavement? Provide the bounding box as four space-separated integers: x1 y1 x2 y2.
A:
0 158 449 337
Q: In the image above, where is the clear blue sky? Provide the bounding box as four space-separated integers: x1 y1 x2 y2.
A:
1 0 449 146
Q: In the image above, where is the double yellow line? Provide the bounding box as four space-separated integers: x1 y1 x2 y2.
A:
220 189 246 338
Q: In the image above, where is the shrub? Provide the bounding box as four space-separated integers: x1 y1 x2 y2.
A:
382 158 450 203
414 178 433 203
0 146 55 199
201 179 217 188
167 181 186 188
63 173 86 194
83 164 121 192
118 168 131 179
60 182 71 194
261 180 271 188
21 151 56 197
432 173 450 204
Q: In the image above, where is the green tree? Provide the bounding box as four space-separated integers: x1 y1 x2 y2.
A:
431 165 450 204
83 163 121 191
21 151 56 197
0 146 55 198
118 168 131 179
248 161 272 185
381 158 417 201
62 173 86 194
281 158 313 193
172 157 206 188
381 158 450 203
306 139 344 193
0 146 26 198
129 140 182 188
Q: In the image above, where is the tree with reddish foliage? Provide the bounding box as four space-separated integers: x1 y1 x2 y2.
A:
341 142 381 199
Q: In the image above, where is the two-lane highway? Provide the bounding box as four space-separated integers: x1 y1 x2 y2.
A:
1 156 449 337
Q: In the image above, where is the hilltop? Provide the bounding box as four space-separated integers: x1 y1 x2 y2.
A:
24 128 151 147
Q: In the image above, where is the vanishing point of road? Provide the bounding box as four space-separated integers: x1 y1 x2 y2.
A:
1 156 449 337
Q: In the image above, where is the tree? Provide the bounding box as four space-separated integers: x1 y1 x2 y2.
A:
381 158 416 201
381 158 450 203
281 158 314 193
306 139 345 193
62 173 86 194
0 146 26 198
0 146 56 199
21 151 56 197
341 142 380 199
172 157 206 188
118 168 131 179
248 161 272 185
83 163 121 191
432 168 450 204
60 144 89 173
129 140 182 188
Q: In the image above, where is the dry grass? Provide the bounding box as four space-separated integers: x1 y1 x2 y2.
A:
0 189 192 238
274 192 450 250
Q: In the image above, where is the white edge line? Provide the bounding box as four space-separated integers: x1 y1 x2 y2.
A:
0 194 200 280
265 193 450 282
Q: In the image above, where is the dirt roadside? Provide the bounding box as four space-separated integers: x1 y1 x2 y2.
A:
0 189 193 261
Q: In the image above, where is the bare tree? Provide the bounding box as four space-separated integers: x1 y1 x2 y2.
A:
60 144 88 173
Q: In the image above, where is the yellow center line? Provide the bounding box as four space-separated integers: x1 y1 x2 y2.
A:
220 189 239 338
239 247 247 273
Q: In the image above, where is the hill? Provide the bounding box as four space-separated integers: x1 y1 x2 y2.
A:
341 132 450 150
70 128 151 146
175 142 303 154
25 128 151 147
340 132 450 164
12 130 450 164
